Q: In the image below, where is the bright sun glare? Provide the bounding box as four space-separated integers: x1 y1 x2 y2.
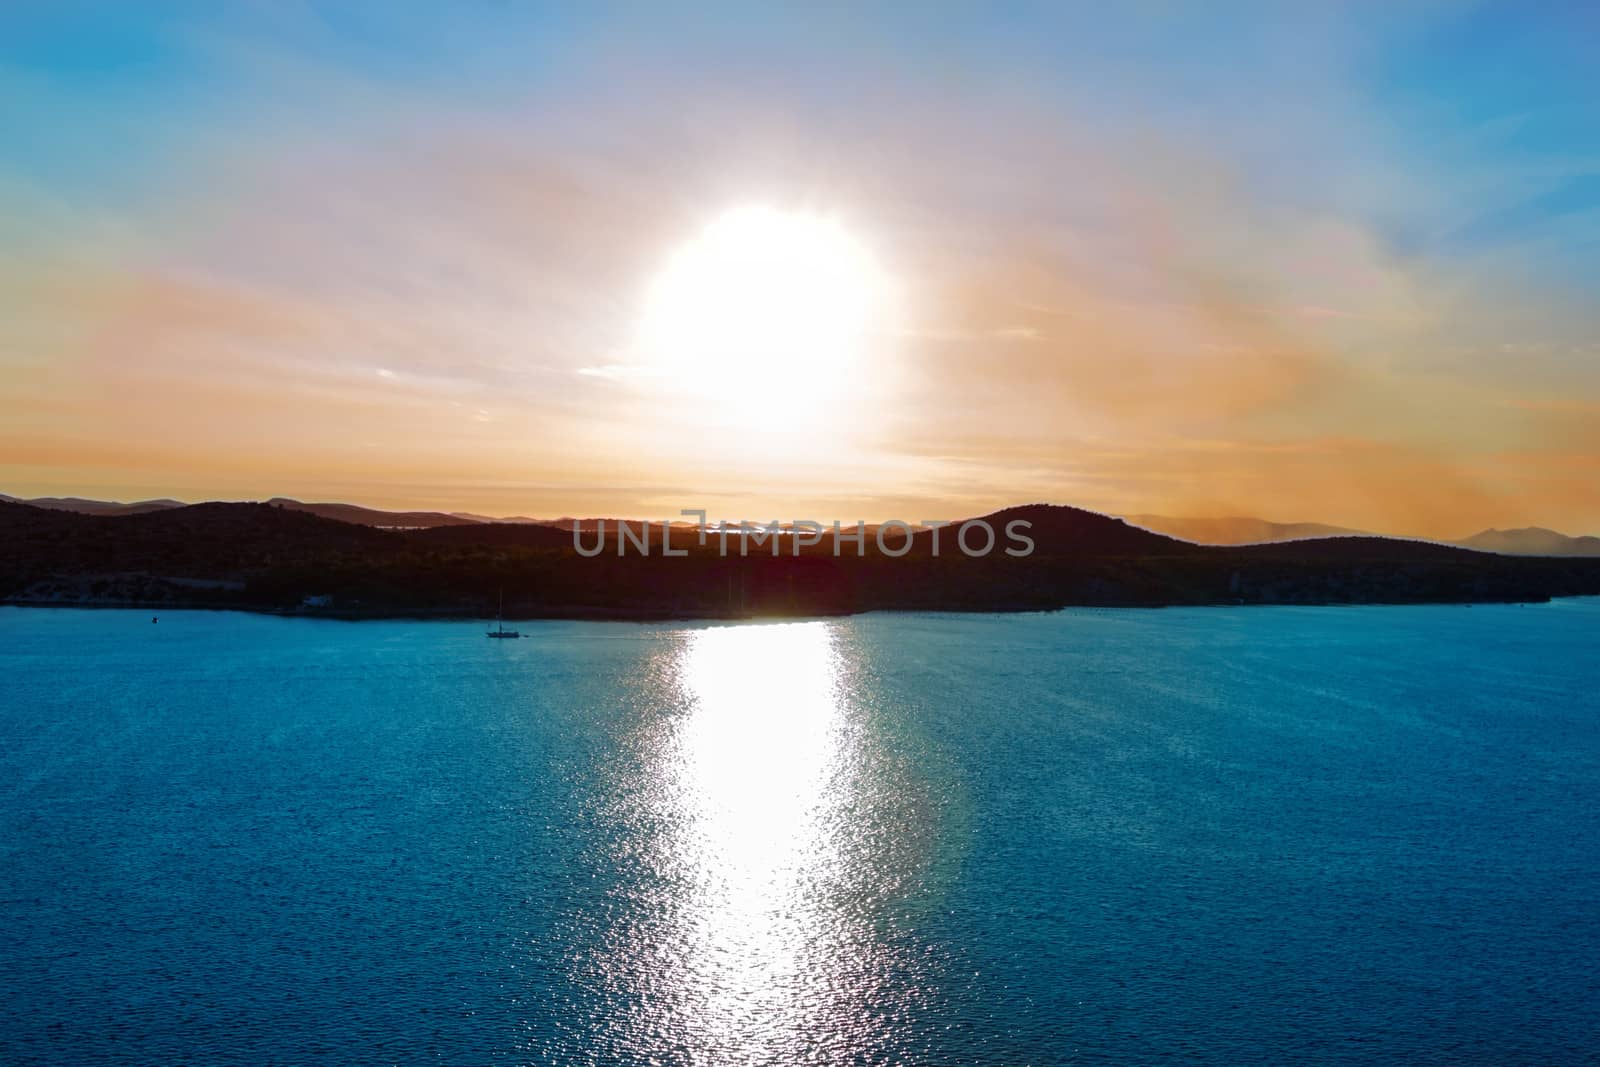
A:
637 205 895 426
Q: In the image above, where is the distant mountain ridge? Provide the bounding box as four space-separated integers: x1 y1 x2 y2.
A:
0 493 484 528
5 493 1597 555
259 498 483 528
0 493 187 517
1130 513 1600 556
1127 514 1366 545
1457 527 1600 557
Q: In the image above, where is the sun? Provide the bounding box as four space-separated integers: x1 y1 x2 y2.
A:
635 205 895 427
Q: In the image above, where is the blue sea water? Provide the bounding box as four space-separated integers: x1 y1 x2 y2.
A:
2 601 1598 1065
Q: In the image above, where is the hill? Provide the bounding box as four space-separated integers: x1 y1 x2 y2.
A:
0 494 186 517
411 521 577 550
261 497 483 528
1126 514 1366 544
1128 511 1600 557
5 498 1600 617
977 504 1199 556
1458 527 1600 557
0 500 403 607
1 492 483 528
14 494 1597 555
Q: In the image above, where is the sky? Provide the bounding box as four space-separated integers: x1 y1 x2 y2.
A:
2 1 1598 537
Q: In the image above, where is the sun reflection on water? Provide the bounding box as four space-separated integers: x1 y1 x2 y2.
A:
670 622 849 1055
583 619 926 1061
678 620 843 878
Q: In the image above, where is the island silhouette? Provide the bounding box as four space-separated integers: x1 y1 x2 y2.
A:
5 497 1599 619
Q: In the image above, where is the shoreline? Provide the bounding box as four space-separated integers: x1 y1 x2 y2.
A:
1 591 1574 623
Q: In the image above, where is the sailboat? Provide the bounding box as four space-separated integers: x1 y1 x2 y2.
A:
486 588 521 639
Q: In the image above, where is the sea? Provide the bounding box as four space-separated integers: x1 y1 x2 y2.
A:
2 601 1598 1065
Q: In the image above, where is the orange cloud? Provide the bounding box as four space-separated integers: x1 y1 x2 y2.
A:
3 29 1599 537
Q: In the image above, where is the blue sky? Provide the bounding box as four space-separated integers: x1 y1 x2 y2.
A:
2 2 1597 533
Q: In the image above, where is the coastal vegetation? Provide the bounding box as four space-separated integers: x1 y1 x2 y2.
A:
5 499 1599 619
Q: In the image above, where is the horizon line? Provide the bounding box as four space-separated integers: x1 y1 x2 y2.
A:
4 488 1596 544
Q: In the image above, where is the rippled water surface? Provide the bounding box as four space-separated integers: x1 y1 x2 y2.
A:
3 602 1599 1064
